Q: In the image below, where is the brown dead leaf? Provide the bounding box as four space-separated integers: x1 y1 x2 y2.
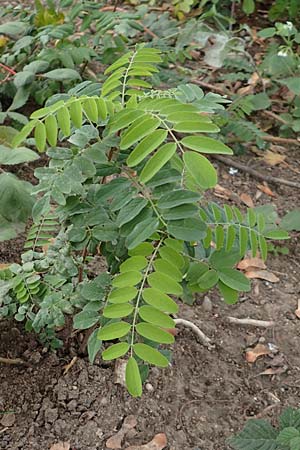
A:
237 257 266 271
263 150 286 166
63 356 77 375
50 442 70 450
258 365 288 376
0 263 11 270
257 183 276 197
124 433 167 450
295 299 300 319
245 270 279 283
214 184 233 200
240 193 254 208
246 343 271 363
106 415 137 449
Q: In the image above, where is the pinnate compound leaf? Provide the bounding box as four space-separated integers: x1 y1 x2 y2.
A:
126 357 142 397
133 343 169 367
98 321 131 340
227 419 280 450
0 146 38 165
181 136 233 154
279 407 300 430
167 217 207 241
276 427 299 446
157 190 200 209
139 143 177 183
183 151 217 189
102 342 130 361
136 322 175 344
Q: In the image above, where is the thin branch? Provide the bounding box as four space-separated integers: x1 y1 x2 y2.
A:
174 318 214 350
211 154 300 189
0 63 16 75
261 110 289 126
0 357 30 366
227 317 275 328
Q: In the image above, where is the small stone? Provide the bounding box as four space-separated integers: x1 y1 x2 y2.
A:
67 400 77 411
0 413 15 427
202 296 212 312
44 408 58 424
29 351 42 364
145 383 154 392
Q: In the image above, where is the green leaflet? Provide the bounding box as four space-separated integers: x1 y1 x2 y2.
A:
97 98 107 121
102 342 130 361
109 109 144 134
133 343 169 367
136 322 175 344
83 98 99 123
57 106 71 137
112 271 143 288
218 268 251 292
148 272 183 295
198 269 219 290
69 100 83 128
108 287 138 304
103 303 134 318
117 197 148 227
126 357 142 397
34 121 46 152
157 190 200 209
153 259 182 281
120 115 161 150
12 120 37 147
139 305 175 328
125 217 159 249
45 115 58 147
239 226 249 256
98 321 131 340
174 121 220 133
161 204 198 220
181 136 233 154
120 256 147 272
127 129 168 167
128 242 154 257
139 143 177 183
159 246 185 269
167 217 207 241
183 151 217 189
142 288 178 313
218 281 239 305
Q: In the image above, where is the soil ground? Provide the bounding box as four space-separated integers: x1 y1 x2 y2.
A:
1 150 300 450
1 2 300 448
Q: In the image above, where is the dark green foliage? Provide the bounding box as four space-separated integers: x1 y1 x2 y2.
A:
228 407 300 450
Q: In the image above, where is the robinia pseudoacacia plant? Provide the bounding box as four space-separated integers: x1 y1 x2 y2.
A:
0 46 288 396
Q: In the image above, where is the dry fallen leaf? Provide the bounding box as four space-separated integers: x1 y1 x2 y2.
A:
214 184 233 200
295 299 300 319
263 150 286 166
237 257 266 271
106 415 137 449
50 442 70 450
124 433 167 450
258 366 288 376
257 183 276 197
240 193 254 208
246 343 271 363
0 263 11 270
245 270 279 283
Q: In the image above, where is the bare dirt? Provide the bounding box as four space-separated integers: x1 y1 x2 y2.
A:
1 151 300 450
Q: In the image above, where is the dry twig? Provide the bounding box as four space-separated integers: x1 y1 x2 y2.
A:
174 318 214 349
227 317 275 328
211 154 300 189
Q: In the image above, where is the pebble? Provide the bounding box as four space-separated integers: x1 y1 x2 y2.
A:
145 383 154 393
202 296 213 312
